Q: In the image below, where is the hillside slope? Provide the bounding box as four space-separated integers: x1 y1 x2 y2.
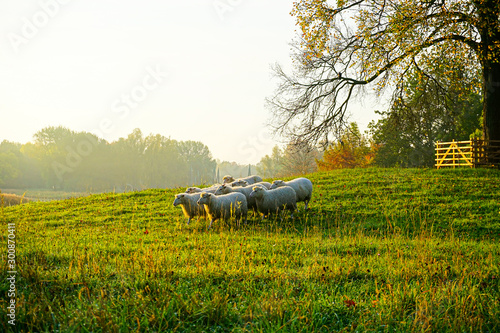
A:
5 167 498 237
1 168 499 332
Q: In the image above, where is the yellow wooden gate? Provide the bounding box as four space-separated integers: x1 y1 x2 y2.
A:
435 140 500 169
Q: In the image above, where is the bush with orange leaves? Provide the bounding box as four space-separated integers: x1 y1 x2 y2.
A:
316 122 378 170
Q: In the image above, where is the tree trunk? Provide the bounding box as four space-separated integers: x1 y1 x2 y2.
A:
478 0 500 143
482 61 500 142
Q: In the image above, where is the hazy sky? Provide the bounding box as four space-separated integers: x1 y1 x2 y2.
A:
1 0 382 164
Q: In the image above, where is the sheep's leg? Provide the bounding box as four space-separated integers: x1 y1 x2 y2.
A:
304 200 309 210
186 217 191 225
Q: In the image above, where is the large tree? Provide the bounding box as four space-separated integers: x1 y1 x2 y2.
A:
268 0 500 144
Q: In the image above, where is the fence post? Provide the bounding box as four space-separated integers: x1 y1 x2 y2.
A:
435 141 439 169
472 138 477 168
452 139 456 169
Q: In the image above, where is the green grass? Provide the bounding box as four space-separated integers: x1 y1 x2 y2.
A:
1 168 499 332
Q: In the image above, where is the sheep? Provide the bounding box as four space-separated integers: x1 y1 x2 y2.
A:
251 181 272 189
185 185 219 194
269 177 313 210
173 192 206 225
222 175 263 185
228 180 272 189
213 183 268 213
249 185 297 218
185 187 204 193
222 175 236 183
228 179 249 187
197 192 248 228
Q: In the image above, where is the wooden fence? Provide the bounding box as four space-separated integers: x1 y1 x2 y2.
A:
435 139 500 169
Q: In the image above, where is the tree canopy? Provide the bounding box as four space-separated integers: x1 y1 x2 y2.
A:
369 54 482 167
268 0 500 145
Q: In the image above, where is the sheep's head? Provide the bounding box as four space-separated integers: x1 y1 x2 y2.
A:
249 186 265 199
197 192 212 206
231 180 248 187
270 180 285 190
214 184 229 195
222 175 235 184
173 194 185 206
185 187 201 194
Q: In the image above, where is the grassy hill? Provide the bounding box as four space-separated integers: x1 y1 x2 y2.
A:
1 168 499 332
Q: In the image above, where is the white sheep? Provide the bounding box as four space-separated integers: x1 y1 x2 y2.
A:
213 183 267 213
249 185 297 217
228 179 249 187
228 180 272 189
197 192 248 228
251 181 272 189
269 177 313 209
222 175 263 185
222 175 236 184
173 192 206 225
185 185 218 194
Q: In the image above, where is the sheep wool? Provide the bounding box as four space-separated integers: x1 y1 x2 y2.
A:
197 192 248 228
249 185 297 217
185 186 218 194
222 175 263 185
214 183 267 212
173 192 206 225
270 177 313 209
252 181 272 189
228 180 248 187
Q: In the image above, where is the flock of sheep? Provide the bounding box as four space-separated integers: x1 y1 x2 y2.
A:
173 175 313 228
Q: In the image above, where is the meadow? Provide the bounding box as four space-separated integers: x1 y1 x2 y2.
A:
1 168 499 332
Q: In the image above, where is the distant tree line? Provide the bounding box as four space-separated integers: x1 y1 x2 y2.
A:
256 142 321 178
0 127 217 192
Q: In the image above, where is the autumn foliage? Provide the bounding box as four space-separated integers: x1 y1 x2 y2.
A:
317 123 377 170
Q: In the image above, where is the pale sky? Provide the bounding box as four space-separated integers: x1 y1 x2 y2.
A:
0 0 381 164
